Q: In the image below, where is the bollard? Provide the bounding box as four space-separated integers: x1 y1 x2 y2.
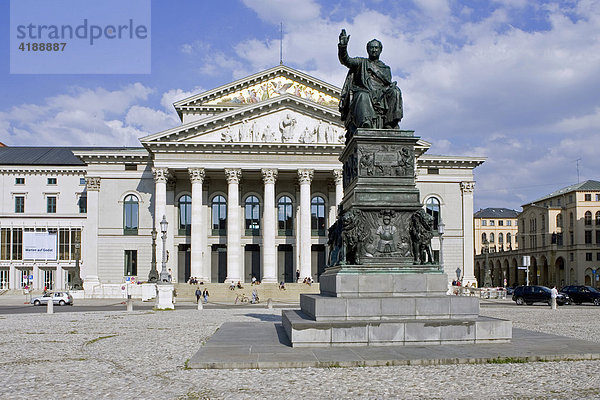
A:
267 298 273 309
197 301 203 310
127 299 133 312
47 299 54 314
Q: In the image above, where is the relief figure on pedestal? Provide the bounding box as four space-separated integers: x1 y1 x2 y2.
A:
376 211 396 253
279 114 297 143
410 209 435 265
338 29 403 133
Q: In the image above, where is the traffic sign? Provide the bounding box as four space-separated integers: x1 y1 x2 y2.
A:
517 267 528 270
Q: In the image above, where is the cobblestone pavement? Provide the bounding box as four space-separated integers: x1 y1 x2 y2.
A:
1 301 599 399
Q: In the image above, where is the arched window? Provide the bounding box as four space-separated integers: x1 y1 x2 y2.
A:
596 211 600 226
482 233 487 242
123 194 139 235
489 233 495 243
585 211 592 225
211 195 227 235
178 195 192 235
498 233 504 245
278 196 293 235
507 233 512 244
541 215 545 230
425 197 440 230
245 195 260 235
311 196 326 235
556 214 562 228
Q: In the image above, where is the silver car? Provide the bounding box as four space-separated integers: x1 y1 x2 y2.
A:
31 292 74 306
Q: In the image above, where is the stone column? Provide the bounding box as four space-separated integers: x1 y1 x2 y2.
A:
152 168 169 278
461 181 476 285
166 178 176 281
189 168 206 281
83 177 101 293
225 169 242 283
298 169 314 281
261 168 278 283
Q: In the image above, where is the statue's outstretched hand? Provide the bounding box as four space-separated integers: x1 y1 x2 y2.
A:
339 29 350 46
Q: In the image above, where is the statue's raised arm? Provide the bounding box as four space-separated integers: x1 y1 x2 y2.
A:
337 29 403 133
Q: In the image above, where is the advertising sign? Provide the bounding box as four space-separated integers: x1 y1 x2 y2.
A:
23 231 57 260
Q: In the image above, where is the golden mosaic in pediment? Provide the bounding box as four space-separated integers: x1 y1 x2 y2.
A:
205 77 339 107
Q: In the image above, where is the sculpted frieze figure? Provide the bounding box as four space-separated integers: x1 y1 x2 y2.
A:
338 29 403 133
279 114 297 143
410 209 435 265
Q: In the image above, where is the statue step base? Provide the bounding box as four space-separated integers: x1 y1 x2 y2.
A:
282 310 511 347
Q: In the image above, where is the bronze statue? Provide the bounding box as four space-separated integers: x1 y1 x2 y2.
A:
338 29 403 133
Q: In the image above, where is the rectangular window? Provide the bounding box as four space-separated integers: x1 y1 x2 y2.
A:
125 164 137 171
59 229 70 260
597 253 600 261
585 231 592 244
1 228 11 260
498 220 504 226
47 197 57 213
15 177 25 185
489 220 495 226
506 220 512 226
596 194 600 201
569 252 574 262
569 195 573 203
427 167 439 175
79 177 86 185
12 228 22 260
586 252 592 261
596 230 600 244
124 250 137 276
570 232 574 245
585 194 591 201
78 195 87 214
70 229 81 260
481 220 487 226
47 177 57 185
15 196 24 213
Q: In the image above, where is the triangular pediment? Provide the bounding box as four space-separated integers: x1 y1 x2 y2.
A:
172 65 341 115
141 94 345 146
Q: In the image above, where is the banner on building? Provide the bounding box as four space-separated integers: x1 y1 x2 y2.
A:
23 231 57 260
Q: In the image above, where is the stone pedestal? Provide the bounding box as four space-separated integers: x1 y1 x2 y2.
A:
141 283 157 302
155 284 174 310
282 128 511 347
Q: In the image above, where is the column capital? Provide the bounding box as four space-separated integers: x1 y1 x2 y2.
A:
188 168 206 184
332 169 343 185
461 181 475 193
261 168 278 184
225 168 242 184
152 167 171 183
297 169 314 184
85 177 101 191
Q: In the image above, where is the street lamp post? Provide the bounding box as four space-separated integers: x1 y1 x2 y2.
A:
159 215 169 283
71 242 83 290
437 218 445 272
147 227 158 283
483 238 492 287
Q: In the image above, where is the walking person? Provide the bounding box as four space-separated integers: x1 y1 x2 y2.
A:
550 285 558 310
195 286 202 304
203 288 209 304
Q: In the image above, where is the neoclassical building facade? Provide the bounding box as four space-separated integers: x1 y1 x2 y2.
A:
0 66 483 295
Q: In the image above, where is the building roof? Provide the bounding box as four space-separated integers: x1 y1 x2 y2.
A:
525 180 600 206
0 146 143 166
474 207 519 218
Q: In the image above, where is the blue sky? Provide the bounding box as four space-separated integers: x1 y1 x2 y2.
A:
1 0 599 212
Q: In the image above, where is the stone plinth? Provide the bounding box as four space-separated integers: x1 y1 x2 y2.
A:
141 283 157 301
155 284 174 310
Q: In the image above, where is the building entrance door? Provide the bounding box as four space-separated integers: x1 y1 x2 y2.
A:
212 245 227 283
312 244 326 282
278 244 294 283
178 244 191 283
245 244 260 283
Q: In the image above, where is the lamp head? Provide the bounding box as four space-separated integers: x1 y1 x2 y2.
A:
151 228 157 241
437 219 445 235
160 215 168 234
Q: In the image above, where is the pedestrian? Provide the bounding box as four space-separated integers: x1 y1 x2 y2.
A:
296 269 300 282
251 275 257 285
203 288 209 304
251 289 258 304
550 285 558 310
195 286 202 304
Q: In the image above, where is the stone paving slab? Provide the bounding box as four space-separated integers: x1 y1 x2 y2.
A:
188 321 600 369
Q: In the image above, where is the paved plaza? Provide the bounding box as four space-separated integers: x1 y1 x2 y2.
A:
1 297 600 399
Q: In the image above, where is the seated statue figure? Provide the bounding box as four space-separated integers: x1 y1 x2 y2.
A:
338 29 403 133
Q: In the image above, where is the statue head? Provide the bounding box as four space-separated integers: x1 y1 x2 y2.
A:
366 39 382 60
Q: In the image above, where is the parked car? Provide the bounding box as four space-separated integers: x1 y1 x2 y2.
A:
560 285 600 306
31 292 74 306
512 285 569 306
